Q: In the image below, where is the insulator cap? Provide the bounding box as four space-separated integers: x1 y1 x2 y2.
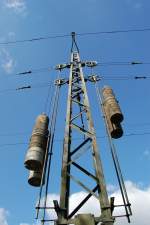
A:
28 170 45 187
104 105 123 139
55 64 67 70
86 61 98 67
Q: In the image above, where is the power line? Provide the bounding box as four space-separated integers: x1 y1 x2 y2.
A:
16 67 51 76
77 28 150 36
0 142 28 147
15 62 150 77
1 28 150 45
0 75 148 95
0 34 70 45
97 61 150 67
0 83 53 95
101 75 149 80
0 131 150 148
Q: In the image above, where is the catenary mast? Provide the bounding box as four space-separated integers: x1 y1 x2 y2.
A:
57 32 114 225
24 32 132 225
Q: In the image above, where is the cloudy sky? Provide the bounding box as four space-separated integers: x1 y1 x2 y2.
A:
0 0 150 225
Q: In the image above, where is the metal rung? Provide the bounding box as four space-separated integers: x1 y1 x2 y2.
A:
71 123 93 137
36 206 55 209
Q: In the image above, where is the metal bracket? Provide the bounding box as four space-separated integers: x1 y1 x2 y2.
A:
87 75 102 82
54 79 68 86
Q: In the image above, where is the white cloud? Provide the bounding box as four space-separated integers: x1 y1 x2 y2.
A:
20 224 30 225
0 48 16 74
107 184 118 193
113 181 150 225
0 208 8 225
1 181 150 225
19 222 43 225
42 181 150 225
4 0 27 14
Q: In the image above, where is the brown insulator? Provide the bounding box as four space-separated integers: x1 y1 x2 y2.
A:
28 170 45 187
104 105 123 139
24 114 49 171
102 86 124 123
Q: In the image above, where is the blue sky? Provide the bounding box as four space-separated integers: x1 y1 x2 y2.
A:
0 0 150 225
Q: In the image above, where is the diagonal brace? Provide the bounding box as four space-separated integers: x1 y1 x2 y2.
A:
72 161 97 181
68 173 99 200
68 185 99 219
70 137 91 156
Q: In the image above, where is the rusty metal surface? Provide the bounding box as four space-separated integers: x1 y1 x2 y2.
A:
75 214 95 225
24 114 49 171
28 170 45 187
59 55 73 221
58 50 114 225
104 105 123 139
102 86 123 123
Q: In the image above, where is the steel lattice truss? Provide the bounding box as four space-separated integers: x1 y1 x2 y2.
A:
34 33 131 225
55 50 114 225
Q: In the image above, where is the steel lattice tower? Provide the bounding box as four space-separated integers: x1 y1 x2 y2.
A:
25 32 132 225
55 33 114 225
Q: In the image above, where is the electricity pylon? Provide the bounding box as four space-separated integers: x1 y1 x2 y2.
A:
55 32 114 225
24 32 132 225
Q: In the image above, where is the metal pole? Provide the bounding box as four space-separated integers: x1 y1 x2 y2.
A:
58 54 74 223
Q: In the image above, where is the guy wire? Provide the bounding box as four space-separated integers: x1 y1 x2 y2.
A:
41 84 61 224
94 80 132 221
41 70 62 224
36 71 61 221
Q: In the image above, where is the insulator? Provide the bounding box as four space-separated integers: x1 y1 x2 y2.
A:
104 105 123 139
86 61 98 67
102 86 124 123
55 64 67 70
24 114 49 171
28 169 45 187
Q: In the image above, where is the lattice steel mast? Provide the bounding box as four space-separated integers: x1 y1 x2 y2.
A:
24 32 132 225
56 32 114 225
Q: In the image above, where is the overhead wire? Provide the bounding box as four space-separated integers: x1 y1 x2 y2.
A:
0 131 150 149
0 82 53 95
16 67 51 76
94 79 132 221
43 70 55 114
97 61 150 67
36 85 58 220
0 34 70 45
77 28 150 37
36 70 62 223
13 62 150 79
1 28 150 45
0 74 148 95
35 76 56 217
41 84 61 224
